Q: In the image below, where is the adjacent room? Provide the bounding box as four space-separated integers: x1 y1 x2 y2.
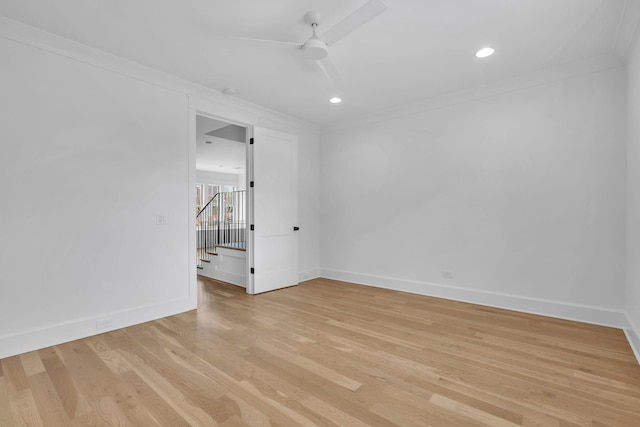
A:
1 0 640 425
195 115 248 287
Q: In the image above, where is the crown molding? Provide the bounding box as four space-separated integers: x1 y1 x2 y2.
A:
0 15 320 135
0 13 629 138
321 54 624 135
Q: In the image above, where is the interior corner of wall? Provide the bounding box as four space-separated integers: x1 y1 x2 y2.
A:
624 313 640 365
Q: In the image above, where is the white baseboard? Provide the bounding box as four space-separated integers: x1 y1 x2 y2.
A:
319 268 627 328
0 298 195 359
624 315 640 365
299 268 321 282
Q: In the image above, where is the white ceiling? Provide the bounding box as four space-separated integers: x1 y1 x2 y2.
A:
0 0 637 127
196 116 245 174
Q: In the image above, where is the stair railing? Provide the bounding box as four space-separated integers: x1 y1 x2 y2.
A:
196 190 246 268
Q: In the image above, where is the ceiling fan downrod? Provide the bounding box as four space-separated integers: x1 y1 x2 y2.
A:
302 12 328 60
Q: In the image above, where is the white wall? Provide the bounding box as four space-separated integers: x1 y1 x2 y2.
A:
297 128 321 280
627 36 640 358
196 170 240 190
0 37 192 357
0 20 321 358
320 67 627 325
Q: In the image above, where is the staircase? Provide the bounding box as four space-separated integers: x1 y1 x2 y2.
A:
196 190 246 270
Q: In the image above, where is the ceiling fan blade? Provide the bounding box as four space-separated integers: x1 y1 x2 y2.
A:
230 37 302 49
316 57 341 82
319 0 387 46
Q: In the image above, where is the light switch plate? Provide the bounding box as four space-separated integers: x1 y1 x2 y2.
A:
156 213 169 225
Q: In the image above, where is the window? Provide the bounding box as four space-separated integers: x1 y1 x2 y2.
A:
204 185 217 202
196 183 236 227
196 184 204 227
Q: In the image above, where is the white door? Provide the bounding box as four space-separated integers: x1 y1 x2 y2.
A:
248 127 298 294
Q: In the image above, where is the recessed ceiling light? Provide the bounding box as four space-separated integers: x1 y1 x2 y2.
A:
329 97 342 104
204 140 213 144
234 166 242 170
219 165 224 168
475 47 495 58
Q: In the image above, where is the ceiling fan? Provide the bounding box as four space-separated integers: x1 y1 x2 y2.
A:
232 0 387 81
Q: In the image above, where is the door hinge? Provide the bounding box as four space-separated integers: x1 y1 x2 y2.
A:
250 268 255 274
250 181 254 188
250 224 254 230
250 137 254 145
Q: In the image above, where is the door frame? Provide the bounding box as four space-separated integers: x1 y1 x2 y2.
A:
188 106 253 298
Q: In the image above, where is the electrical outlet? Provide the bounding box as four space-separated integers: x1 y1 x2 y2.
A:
96 318 112 330
156 213 168 225
442 270 454 279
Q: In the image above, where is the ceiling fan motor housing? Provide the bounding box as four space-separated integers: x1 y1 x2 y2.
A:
302 38 329 60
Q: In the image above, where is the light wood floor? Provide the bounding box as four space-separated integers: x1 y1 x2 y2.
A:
1 278 640 426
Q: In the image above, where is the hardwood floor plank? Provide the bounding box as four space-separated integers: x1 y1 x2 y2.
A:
9 389 44 427
238 376 338 427
0 376 15 427
93 395 131 426
222 391 275 427
54 341 118 403
28 372 71 426
20 353 45 378
39 355 93 420
1 277 640 426
254 339 362 392
243 346 406 426
85 336 132 376
115 349 218 426
67 410 110 426
429 393 521 427
118 370 190 427
369 397 481 427
2 357 29 394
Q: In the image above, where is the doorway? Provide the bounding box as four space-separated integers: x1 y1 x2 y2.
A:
188 102 300 298
194 115 248 287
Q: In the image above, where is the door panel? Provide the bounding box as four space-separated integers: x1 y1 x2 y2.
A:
250 127 298 294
